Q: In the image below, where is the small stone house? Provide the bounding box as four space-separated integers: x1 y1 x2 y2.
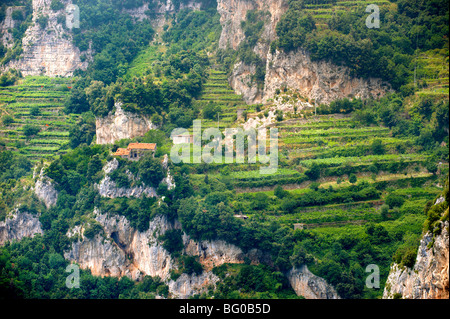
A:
172 133 193 144
113 143 157 161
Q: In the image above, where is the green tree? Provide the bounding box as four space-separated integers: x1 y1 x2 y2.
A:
385 194 405 209
138 154 165 188
274 185 288 199
305 162 320 180
371 139 385 155
1 115 14 126
349 173 357 184
29 105 41 116
23 124 40 139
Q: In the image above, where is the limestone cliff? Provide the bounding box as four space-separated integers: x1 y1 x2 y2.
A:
218 0 391 105
383 220 449 299
64 208 245 298
217 0 287 52
3 0 89 77
33 167 59 209
95 158 158 198
0 6 26 49
286 265 340 299
95 102 157 145
383 196 449 299
263 49 391 105
0 209 43 246
125 0 201 30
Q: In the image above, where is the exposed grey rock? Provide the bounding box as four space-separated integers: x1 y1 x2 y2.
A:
0 6 25 49
217 0 391 106
65 210 175 280
168 271 220 299
383 220 449 299
34 167 58 209
96 174 157 198
0 209 43 246
95 158 157 198
286 265 340 299
263 49 392 106
2 0 90 76
96 102 157 145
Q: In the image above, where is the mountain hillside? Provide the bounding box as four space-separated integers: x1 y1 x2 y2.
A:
0 0 448 301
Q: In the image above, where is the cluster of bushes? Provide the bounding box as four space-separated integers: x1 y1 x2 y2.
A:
0 69 22 86
108 153 166 189
212 263 301 299
280 182 381 212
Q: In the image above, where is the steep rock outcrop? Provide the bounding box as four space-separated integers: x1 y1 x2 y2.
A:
3 0 89 76
0 209 43 246
263 49 391 105
383 219 449 299
0 6 26 49
64 209 246 298
217 0 287 51
33 167 58 208
96 102 157 145
229 61 262 104
95 158 157 198
286 265 340 299
183 236 245 271
65 210 174 280
168 271 219 299
126 0 201 30
218 0 391 105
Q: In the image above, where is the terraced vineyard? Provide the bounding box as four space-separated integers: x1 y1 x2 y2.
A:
415 49 450 97
195 68 250 130
189 111 443 235
304 0 391 27
0 76 78 162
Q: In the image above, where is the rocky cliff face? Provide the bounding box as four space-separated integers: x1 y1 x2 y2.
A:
95 102 157 145
95 158 158 198
286 265 340 299
65 210 174 280
218 0 391 105
263 49 391 105
0 6 26 49
383 219 449 299
217 0 287 51
126 0 201 30
3 0 89 77
64 208 248 298
33 167 59 209
0 209 43 246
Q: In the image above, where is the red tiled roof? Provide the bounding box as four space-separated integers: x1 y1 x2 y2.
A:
113 148 130 156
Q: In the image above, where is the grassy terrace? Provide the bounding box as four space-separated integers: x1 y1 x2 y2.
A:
195 68 249 130
303 0 391 25
187 107 443 236
0 76 78 162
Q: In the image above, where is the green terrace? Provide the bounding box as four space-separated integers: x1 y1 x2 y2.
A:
303 0 391 26
0 76 78 162
195 68 249 130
